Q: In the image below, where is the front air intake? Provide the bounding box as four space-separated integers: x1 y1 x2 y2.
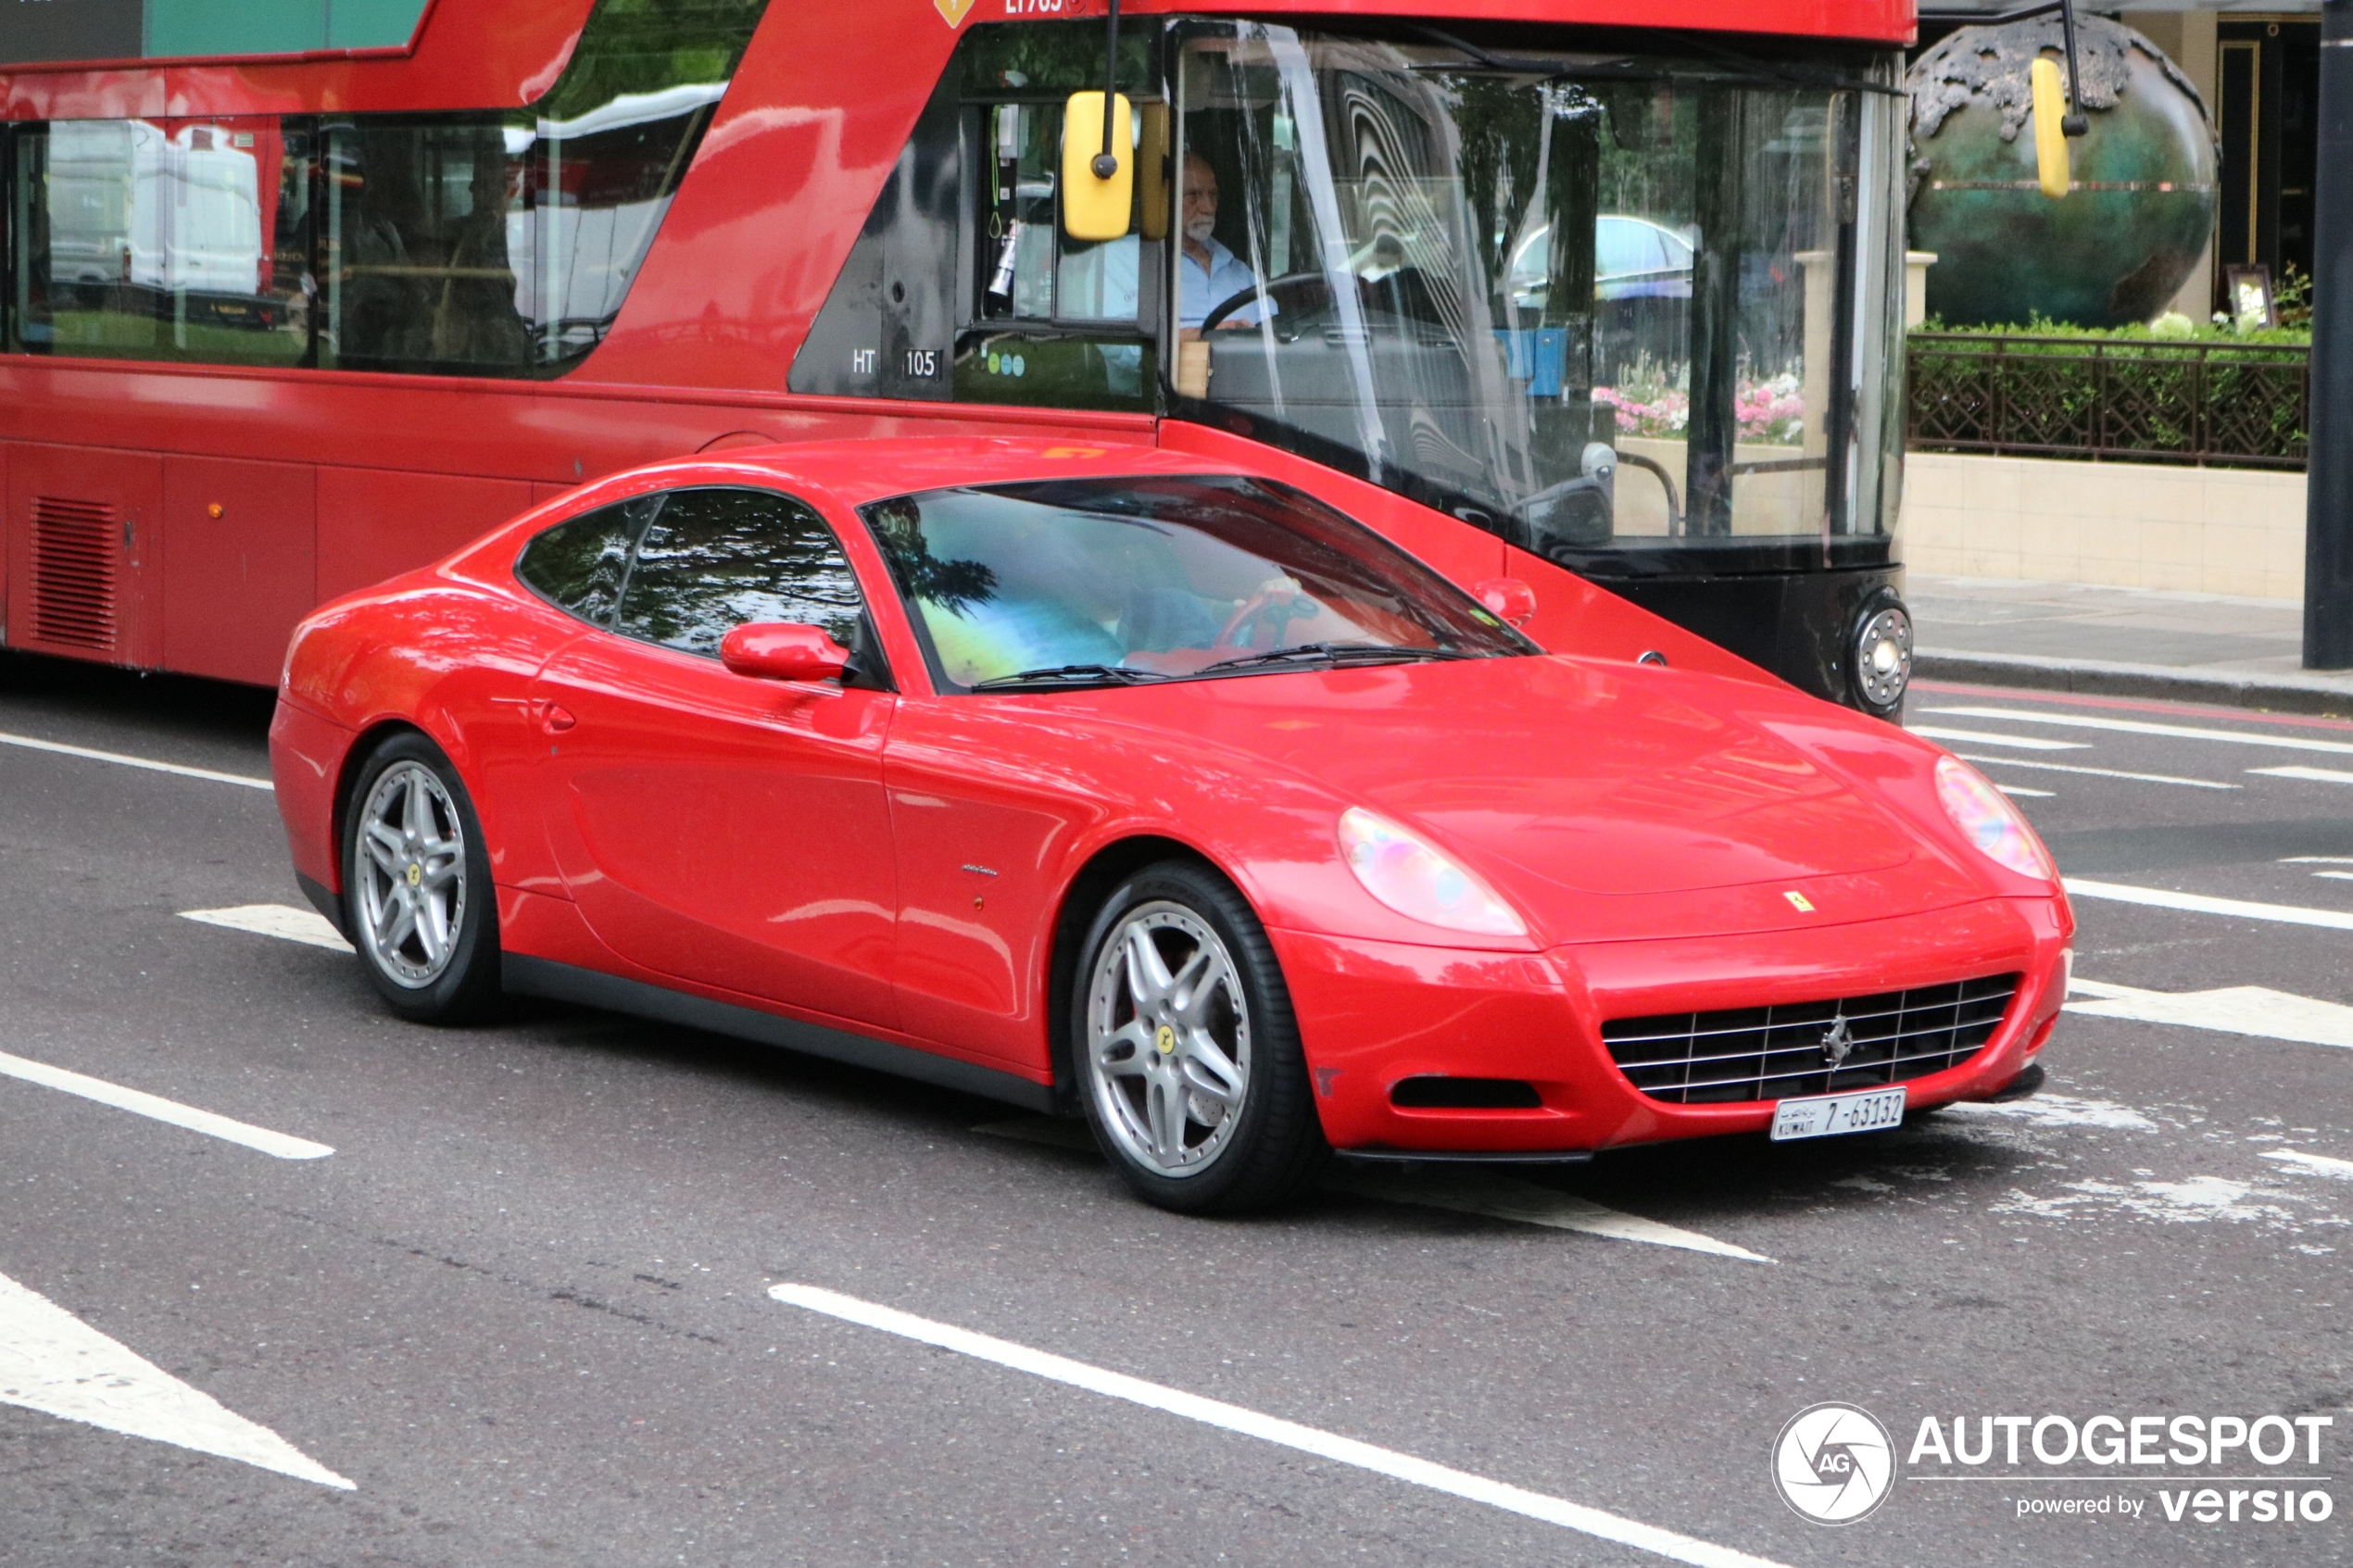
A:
1390 1076 1544 1110
29 495 119 652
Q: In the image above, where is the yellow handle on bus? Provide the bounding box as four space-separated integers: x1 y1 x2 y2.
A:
2031 57 2070 199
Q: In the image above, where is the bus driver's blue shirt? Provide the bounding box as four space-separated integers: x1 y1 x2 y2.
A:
1179 237 1267 330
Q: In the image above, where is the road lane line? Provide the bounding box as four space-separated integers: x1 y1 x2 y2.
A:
1955 755 2235 790
2250 765 2353 786
2315 872 2353 884
2066 977 2353 1049
1908 726 2089 751
0 730 272 791
1928 707 2353 757
0 1051 332 1160
181 905 353 954
970 1119 1771 1262
1327 1166 1775 1263
768 1283 1787 1568
1995 785 2055 797
2062 879 2353 933
2283 857 2353 863
2265 1149 2353 1181
0 1269 352 1489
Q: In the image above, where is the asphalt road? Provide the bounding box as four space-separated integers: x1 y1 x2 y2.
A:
2 651 2348 1568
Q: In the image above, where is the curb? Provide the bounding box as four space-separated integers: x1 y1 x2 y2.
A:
1914 648 2353 718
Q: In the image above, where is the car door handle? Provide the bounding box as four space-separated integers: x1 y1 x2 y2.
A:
538 703 577 734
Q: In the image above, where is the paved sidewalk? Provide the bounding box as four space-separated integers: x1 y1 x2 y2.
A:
1907 573 2353 715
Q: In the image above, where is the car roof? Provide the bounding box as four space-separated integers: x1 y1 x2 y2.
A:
635 435 1233 510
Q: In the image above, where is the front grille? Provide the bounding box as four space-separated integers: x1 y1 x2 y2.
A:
30 495 119 652
1603 974 2020 1106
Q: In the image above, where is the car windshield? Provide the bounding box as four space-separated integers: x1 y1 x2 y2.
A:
1173 25 1906 571
859 474 1529 691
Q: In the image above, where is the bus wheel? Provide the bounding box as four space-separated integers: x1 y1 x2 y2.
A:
342 733 501 1023
1074 860 1326 1214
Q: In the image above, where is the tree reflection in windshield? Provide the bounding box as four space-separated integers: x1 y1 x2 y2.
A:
1175 25 1906 569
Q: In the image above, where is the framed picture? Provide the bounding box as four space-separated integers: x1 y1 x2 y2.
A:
2226 264 2276 330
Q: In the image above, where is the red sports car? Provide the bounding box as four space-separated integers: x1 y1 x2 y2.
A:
270 437 2072 1212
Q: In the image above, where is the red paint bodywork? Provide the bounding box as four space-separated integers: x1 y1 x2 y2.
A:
4 0 1910 686
269 436 2070 1153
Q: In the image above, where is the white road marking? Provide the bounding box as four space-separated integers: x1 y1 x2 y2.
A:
2264 1148 2353 1181
2064 976 2353 1049
769 1283 1786 1568
2062 878 2353 933
1928 707 2353 757
2282 856 2353 864
182 905 353 954
1955 754 2235 790
2250 765 2353 786
2315 872 2353 884
1909 726 2088 751
1995 785 2055 797
1328 1166 1775 1263
0 1269 352 1489
0 1051 332 1160
0 730 272 791
1939 1092 2158 1132
971 1119 1770 1262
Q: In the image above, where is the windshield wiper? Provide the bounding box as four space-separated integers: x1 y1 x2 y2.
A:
1196 643 1476 676
968 663 1171 693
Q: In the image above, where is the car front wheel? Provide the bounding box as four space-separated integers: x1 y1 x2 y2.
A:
342 732 501 1023
1075 860 1325 1213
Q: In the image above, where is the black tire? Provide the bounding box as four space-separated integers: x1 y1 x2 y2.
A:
1071 859 1327 1214
340 731 502 1024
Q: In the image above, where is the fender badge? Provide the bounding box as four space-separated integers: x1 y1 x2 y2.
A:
1783 891 1816 912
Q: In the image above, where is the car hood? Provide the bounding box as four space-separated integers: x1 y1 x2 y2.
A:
1096 654 1970 921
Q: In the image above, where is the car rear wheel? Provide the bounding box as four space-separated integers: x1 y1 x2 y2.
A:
343 732 501 1023
1075 860 1325 1213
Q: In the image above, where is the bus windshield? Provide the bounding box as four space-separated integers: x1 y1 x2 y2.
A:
1173 25 1907 571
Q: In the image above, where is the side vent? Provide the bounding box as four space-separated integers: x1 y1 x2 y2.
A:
30 495 119 652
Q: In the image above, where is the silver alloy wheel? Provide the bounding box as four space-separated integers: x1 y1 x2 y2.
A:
1852 604 1913 710
354 759 469 988
1085 901 1252 1177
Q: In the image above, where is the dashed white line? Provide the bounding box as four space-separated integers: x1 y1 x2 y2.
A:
2250 765 2353 787
1928 707 2353 757
1909 726 2088 752
1955 754 2235 790
0 1051 333 1160
0 730 272 791
1328 1166 1775 1262
769 1283 1787 1568
182 905 352 953
0 1269 352 1489
1995 785 2055 797
972 1118 1770 1261
2067 977 2353 1049
2264 1148 2353 1181
2061 879 2353 933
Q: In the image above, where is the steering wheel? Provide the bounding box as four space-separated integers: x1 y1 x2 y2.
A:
1213 576 1315 653
1197 270 1338 338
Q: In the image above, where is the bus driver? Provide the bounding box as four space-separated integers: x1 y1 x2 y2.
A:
1177 151 1269 336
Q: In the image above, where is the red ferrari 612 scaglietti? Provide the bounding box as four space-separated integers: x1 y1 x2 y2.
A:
270 438 2072 1212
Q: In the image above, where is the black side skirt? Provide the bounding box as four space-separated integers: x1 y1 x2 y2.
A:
296 872 348 940
501 954 1056 1113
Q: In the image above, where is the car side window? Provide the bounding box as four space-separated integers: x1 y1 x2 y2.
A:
515 495 661 625
611 488 869 661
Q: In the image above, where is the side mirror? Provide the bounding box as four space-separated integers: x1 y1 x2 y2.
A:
720 622 849 683
2030 56 2070 200
1472 578 1538 628
1062 91 1134 242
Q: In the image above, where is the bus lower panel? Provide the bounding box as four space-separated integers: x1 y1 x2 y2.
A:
1584 563 1905 716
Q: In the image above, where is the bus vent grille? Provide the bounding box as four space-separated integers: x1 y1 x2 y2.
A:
30 496 120 652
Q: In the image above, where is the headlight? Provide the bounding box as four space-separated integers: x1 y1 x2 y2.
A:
1935 756 2057 881
1338 808 1526 936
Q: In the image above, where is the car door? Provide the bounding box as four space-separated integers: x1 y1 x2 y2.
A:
529 485 900 1029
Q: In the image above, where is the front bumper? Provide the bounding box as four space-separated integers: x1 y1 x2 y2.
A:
1272 894 2071 1155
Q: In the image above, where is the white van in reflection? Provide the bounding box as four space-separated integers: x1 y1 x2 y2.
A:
45 120 264 306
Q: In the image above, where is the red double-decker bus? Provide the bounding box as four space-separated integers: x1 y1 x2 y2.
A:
1 0 1917 712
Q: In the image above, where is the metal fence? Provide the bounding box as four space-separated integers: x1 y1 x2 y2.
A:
1906 333 2311 470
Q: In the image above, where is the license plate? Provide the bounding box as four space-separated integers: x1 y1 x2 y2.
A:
1769 1085 1906 1142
